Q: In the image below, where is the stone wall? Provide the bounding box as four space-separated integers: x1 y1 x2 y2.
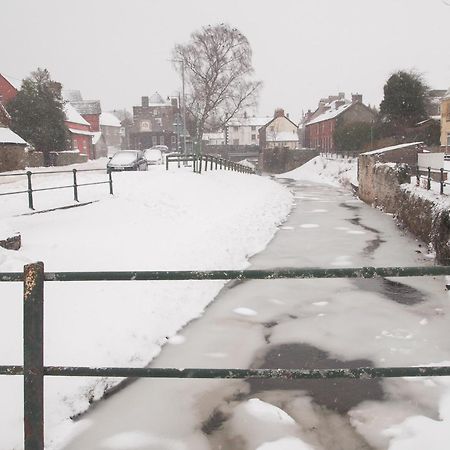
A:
358 152 450 263
261 148 318 174
0 144 26 172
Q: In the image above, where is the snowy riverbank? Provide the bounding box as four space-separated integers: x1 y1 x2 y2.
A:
0 165 292 449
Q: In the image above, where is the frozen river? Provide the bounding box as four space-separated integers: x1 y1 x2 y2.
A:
62 179 450 450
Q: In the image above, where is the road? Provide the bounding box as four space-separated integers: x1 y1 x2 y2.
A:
61 178 450 450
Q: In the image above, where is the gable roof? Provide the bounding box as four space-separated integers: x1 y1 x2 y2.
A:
259 114 299 131
306 100 354 126
1 73 20 91
0 127 27 145
64 103 90 126
100 112 121 127
227 116 272 128
70 100 102 115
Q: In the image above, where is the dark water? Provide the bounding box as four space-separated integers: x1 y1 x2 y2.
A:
248 343 384 414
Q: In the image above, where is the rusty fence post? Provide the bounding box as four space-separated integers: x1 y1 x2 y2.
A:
72 169 79 202
441 168 445 195
26 171 34 210
23 262 45 450
204 155 208 171
108 170 114 195
427 167 431 190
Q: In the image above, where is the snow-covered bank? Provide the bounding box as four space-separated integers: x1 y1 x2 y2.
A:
277 155 357 188
0 166 292 449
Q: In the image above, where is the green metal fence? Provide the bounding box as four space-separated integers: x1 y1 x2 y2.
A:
1 263 450 449
0 168 113 210
166 153 255 174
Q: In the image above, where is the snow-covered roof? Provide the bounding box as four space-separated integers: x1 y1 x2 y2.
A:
361 141 423 156
1 74 20 90
203 132 224 140
64 103 90 126
100 112 121 127
444 87 450 100
227 116 272 127
0 127 27 145
306 100 353 125
62 90 83 102
267 131 299 142
149 92 165 104
71 100 101 115
68 128 95 137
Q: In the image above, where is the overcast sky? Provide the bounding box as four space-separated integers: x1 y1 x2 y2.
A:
2 0 449 123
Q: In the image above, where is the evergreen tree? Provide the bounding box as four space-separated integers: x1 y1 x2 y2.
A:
334 120 374 153
379 70 429 132
8 68 69 165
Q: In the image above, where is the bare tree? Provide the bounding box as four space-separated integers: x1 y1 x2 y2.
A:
173 24 262 147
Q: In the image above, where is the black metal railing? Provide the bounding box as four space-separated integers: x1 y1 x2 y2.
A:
1 263 450 449
166 153 255 174
414 165 449 195
0 168 113 210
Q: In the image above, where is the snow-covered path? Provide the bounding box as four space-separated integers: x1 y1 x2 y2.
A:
61 178 450 450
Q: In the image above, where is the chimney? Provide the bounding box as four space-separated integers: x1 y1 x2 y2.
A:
352 93 363 104
338 92 345 100
286 113 290 119
170 97 178 108
142 96 149 107
274 108 285 118
335 100 346 109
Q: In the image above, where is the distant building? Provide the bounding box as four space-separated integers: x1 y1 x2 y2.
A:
441 87 450 149
0 127 28 172
130 92 182 151
427 89 447 120
203 132 225 146
64 103 95 158
100 112 122 153
225 115 271 146
304 93 375 152
259 109 299 150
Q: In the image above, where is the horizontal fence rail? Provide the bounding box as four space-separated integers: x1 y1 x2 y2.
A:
0 168 113 210
166 153 255 174
1 262 450 450
414 165 449 195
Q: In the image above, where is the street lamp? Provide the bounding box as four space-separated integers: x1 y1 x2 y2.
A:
170 59 187 156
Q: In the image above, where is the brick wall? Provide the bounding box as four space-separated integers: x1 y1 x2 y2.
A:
0 144 26 172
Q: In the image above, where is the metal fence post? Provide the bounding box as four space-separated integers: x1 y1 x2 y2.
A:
204 155 208 172
72 169 79 202
23 262 45 450
198 155 202 174
440 168 444 195
166 156 169 171
416 165 420 186
427 167 431 190
108 170 114 195
26 171 34 210
210 156 213 170
215 158 218 170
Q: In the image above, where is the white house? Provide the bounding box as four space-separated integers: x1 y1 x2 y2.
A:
225 116 271 146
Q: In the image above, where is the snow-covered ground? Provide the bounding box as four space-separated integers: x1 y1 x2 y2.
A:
279 154 358 188
0 164 292 449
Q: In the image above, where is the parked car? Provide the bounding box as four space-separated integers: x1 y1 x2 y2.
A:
143 148 163 165
107 150 148 172
151 145 169 153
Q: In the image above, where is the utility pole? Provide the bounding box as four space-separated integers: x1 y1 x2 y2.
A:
181 60 187 156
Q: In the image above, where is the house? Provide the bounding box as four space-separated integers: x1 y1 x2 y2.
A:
64 103 95 158
225 115 271 146
0 127 28 172
130 92 181 151
427 89 447 120
203 132 225 146
259 109 299 150
304 93 376 152
100 112 122 153
441 88 450 150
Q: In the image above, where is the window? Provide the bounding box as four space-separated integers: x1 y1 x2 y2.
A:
159 135 165 145
251 126 256 131
233 139 239 145
233 126 239 131
155 117 162 127
140 120 150 131
171 135 176 144
152 135 158 145
251 134 256 141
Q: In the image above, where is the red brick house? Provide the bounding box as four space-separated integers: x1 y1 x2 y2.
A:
0 74 20 104
64 103 95 158
304 93 375 152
